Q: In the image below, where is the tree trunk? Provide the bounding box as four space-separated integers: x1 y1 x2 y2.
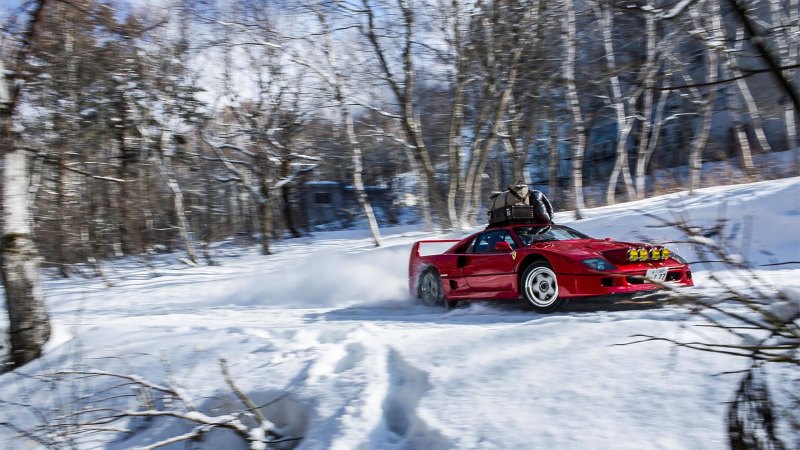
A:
158 132 198 264
0 0 51 369
114 89 137 255
2 150 51 368
202 152 216 265
633 10 658 201
337 81 382 248
600 3 637 205
315 8 383 246
728 25 773 154
363 0 445 228
723 64 756 178
409 150 432 230
446 12 467 229
546 99 560 208
689 6 720 194
563 0 585 217
769 0 799 156
259 194 272 256
279 155 301 239
635 83 671 197
459 87 494 225
348 128 383 247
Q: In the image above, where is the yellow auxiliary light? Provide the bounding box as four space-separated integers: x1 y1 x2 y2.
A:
638 248 648 261
661 248 671 260
628 249 640 261
650 248 661 260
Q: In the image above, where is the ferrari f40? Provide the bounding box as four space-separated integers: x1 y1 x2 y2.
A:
408 224 693 312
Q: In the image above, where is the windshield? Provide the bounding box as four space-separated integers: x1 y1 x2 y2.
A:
513 225 590 246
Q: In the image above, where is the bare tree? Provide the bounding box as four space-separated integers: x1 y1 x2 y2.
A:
292 3 384 246
597 1 638 204
563 0 586 217
725 23 773 160
0 358 302 448
361 0 445 228
765 0 799 154
632 7 659 201
459 2 514 225
687 1 721 194
443 0 470 229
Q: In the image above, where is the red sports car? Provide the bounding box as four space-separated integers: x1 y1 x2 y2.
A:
408 223 693 312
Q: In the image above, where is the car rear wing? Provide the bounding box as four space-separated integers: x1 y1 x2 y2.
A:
409 239 462 258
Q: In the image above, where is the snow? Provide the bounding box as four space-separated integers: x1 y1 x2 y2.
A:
1 177 799 449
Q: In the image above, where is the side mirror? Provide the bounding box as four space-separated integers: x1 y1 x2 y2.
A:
494 241 513 252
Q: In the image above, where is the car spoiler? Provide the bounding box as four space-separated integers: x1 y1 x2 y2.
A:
409 239 462 257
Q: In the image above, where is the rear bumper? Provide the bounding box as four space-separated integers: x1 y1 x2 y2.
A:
557 266 693 298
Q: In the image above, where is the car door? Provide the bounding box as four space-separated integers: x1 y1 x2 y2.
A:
459 229 518 292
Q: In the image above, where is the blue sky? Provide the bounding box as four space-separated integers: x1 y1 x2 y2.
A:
2 1 34 22
1 0 22 13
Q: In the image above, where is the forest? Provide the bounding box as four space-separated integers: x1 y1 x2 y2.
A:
1 0 796 260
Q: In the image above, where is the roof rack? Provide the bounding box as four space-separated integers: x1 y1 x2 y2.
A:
485 220 553 229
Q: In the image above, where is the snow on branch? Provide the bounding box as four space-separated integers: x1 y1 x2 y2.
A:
3 360 302 449
660 0 699 19
200 131 266 204
356 121 416 150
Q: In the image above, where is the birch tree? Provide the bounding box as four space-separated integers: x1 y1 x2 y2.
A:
563 0 586 217
307 4 383 246
687 0 721 194
766 0 799 155
726 23 773 157
443 0 470 229
597 1 637 204
0 0 51 368
361 0 445 228
459 1 530 225
125 10 204 264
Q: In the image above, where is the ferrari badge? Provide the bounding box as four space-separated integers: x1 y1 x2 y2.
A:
511 251 517 260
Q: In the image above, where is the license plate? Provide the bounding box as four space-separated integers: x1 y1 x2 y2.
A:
645 268 668 282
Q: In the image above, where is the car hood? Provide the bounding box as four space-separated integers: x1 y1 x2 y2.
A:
530 239 638 263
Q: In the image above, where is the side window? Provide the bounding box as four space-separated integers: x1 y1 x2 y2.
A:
472 230 517 254
502 231 518 249
458 238 476 254
472 233 493 254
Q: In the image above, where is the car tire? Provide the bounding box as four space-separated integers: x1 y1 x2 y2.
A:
418 268 446 308
520 261 562 313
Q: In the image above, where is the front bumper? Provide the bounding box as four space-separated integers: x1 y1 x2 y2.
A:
556 266 693 298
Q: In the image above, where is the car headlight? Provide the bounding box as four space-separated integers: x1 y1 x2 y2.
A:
627 249 640 261
582 258 617 271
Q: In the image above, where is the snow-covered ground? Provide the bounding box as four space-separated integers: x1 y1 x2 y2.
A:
1 177 799 449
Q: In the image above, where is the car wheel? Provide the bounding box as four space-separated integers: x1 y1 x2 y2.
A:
418 268 445 307
521 261 562 313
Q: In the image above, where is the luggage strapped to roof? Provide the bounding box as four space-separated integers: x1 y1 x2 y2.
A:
487 183 553 226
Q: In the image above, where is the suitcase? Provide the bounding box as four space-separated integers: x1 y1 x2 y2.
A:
488 205 545 224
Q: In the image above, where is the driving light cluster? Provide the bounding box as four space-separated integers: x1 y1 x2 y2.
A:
627 247 671 262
